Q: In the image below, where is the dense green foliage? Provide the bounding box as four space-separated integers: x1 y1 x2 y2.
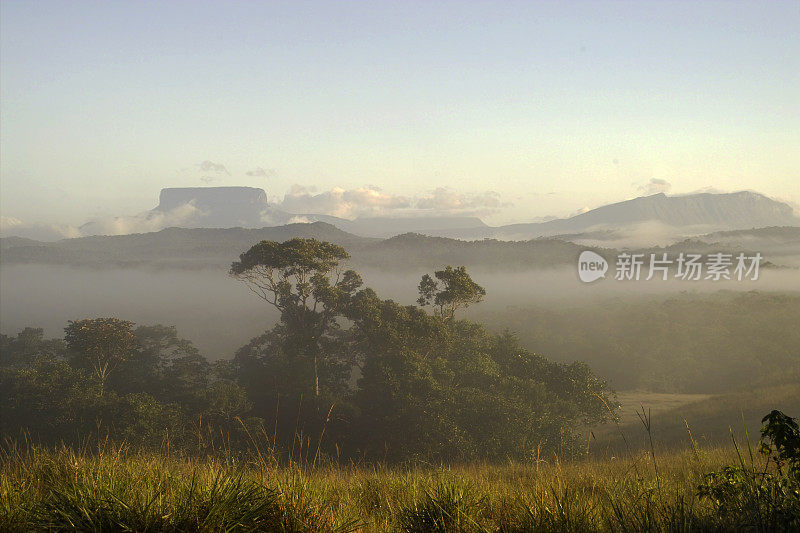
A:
0 239 611 462
0 325 253 450
64 317 137 394
230 239 611 461
697 410 800 530
479 292 800 392
417 265 486 321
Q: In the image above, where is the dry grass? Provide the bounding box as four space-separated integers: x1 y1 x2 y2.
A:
0 439 763 532
4 393 799 531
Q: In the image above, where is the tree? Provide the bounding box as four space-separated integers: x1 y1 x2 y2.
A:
0 327 65 368
417 265 486 321
104 324 211 412
64 318 137 395
230 238 362 399
350 292 612 461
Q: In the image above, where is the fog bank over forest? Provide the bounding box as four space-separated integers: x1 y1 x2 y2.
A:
2 263 798 359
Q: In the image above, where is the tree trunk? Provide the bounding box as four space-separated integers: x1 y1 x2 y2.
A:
314 354 320 398
96 362 108 397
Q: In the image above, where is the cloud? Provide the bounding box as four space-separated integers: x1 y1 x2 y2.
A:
79 202 204 236
246 167 277 178
638 178 672 195
0 216 82 241
198 160 229 174
277 186 411 219
274 185 509 219
568 206 591 217
0 215 23 229
415 187 508 215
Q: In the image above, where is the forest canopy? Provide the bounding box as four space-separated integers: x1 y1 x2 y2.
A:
0 238 612 462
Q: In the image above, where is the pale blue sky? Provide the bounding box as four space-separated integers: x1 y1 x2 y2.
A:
1 0 798 226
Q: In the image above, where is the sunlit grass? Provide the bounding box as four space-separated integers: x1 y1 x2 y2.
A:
0 439 770 532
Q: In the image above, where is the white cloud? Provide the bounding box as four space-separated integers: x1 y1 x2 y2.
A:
0 216 23 229
568 206 591 217
246 167 277 178
79 202 204 236
415 187 508 215
277 185 411 219
638 178 672 195
275 185 508 219
0 216 82 241
198 160 229 174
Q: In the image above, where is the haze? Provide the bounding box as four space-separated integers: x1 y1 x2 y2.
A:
1 0 799 229
3 263 798 360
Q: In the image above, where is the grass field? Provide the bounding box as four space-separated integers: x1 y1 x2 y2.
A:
612 391 713 424
592 384 800 455
0 437 793 532
3 388 798 531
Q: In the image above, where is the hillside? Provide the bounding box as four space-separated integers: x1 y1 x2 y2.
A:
0 223 589 270
426 192 799 240
3 223 800 270
539 191 796 230
0 223 374 269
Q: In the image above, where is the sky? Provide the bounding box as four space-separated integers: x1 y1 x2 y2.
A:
1 0 798 231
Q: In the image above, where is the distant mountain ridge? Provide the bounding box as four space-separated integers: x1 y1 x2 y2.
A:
76 186 487 239
3 188 797 242
511 191 795 232
0 222 575 270
0 223 369 270
3 222 799 271
137 188 800 240
428 191 798 240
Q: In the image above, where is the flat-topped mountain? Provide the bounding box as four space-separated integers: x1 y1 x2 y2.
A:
157 186 267 211
88 186 282 232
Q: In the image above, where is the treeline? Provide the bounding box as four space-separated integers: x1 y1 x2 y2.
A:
479 291 800 393
0 238 612 462
1 323 250 450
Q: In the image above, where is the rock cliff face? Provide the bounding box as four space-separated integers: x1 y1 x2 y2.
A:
157 187 268 211
155 187 272 228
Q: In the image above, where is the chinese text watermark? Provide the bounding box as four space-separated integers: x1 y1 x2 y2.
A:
578 251 762 283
